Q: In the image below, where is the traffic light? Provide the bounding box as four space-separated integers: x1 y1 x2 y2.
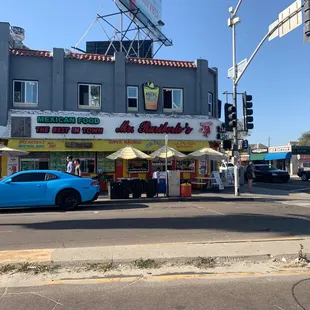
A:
242 139 249 151
216 126 221 140
242 92 254 131
304 0 310 42
216 123 226 140
224 103 237 132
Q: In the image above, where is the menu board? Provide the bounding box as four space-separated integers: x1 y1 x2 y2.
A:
176 159 195 172
127 159 149 174
97 152 115 173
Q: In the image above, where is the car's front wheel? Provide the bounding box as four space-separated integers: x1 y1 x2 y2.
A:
301 173 309 182
56 189 80 211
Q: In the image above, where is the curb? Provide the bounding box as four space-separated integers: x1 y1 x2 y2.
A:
93 196 256 205
1 237 308 265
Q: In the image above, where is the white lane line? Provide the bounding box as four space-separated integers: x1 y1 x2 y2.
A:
207 209 225 215
0 231 12 233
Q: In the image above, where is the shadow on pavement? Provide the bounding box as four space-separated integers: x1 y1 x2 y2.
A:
3 213 310 236
0 204 149 214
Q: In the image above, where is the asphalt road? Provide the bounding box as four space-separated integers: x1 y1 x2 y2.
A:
1 274 310 309
1 200 310 250
254 177 310 192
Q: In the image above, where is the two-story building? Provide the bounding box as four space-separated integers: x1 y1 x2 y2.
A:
0 22 221 182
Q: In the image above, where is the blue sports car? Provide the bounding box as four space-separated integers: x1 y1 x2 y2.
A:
0 170 100 210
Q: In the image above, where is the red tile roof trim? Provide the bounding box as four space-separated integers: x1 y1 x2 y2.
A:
66 52 113 62
10 49 196 68
11 48 52 58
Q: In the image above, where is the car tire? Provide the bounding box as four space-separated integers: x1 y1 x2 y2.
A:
301 173 309 182
56 189 80 211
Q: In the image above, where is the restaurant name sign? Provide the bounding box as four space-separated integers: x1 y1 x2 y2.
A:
115 120 193 135
35 116 104 135
251 148 268 154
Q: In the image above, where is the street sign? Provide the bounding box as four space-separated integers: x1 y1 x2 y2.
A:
228 58 247 79
278 0 302 38
268 20 279 41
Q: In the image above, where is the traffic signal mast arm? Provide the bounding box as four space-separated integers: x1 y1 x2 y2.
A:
235 3 304 85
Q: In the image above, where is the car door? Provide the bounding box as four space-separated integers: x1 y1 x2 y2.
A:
253 166 263 181
1 172 48 207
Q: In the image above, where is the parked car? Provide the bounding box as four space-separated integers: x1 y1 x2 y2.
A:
219 161 234 174
297 162 310 181
245 164 290 183
0 170 100 210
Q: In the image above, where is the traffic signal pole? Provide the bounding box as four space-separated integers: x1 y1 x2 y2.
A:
227 0 303 196
228 0 242 196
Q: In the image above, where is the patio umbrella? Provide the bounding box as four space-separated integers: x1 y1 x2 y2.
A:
187 147 227 160
107 146 151 160
0 145 29 157
149 145 186 160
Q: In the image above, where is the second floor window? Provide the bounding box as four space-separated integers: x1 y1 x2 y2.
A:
13 80 38 106
78 84 101 109
208 92 213 116
163 88 183 112
127 86 138 111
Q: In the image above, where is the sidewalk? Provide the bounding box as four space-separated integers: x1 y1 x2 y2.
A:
94 185 310 205
1 237 309 264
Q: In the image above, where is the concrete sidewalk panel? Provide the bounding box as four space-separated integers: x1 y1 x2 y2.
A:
51 246 114 262
48 238 310 263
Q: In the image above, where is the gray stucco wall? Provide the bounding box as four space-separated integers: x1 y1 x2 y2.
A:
0 22 219 126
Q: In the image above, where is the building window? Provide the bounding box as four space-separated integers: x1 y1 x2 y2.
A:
127 86 138 111
78 84 101 109
163 88 183 112
13 80 38 106
208 92 213 115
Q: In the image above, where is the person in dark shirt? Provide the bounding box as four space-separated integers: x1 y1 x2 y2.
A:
246 162 255 193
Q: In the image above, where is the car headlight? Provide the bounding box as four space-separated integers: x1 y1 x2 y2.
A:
272 173 278 176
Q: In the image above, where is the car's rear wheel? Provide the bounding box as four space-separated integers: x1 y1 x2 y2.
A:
301 173 309 181
56 189 80 211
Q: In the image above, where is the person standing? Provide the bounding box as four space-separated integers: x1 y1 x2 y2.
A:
74 159 82 177
246 162 255 193
66 156 74 174
152 167 161 197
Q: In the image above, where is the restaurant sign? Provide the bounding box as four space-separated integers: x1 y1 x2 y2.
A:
10 112 221 141
35 116 103 135
115 120 193 135
268 146 291 153
251 148 268 154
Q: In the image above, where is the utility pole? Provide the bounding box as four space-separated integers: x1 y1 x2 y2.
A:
267 136 272 147
228 0 242 196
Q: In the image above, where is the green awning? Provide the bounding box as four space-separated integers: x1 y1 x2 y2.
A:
249 154 266 161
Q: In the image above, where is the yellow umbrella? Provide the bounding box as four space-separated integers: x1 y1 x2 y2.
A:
107 146 151 160
0 145 29 157
149 145 186 160
187 147 227 160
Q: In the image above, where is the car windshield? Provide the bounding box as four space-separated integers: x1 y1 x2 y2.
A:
257 165 277 171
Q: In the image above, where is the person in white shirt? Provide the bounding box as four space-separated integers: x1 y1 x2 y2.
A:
66 156 74 174
152 167 161 197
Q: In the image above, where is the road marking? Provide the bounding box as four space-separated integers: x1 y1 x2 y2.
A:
45 269 310 285
0 231 12 233
0 249 52 264
207 209 225 215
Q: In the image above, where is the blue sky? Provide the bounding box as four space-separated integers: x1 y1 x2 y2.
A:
1 0 309 146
